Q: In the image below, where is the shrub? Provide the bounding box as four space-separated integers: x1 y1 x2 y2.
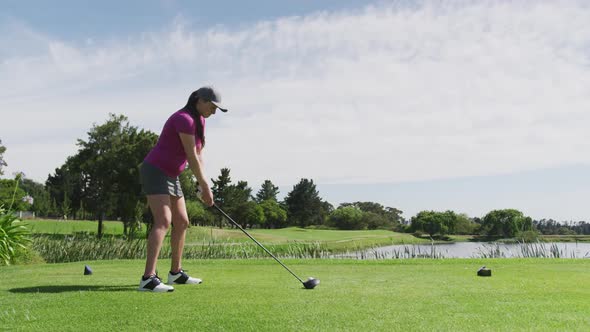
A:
185 200 215 226
412 230 426 238
10 245 45 265
328 206 366 230
0 206 32 265
517 230 540 243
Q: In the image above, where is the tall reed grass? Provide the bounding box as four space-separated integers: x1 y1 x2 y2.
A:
517 241 568 258
472 241 575 258
337 243 445 259
475 243 506 258
33 235 146 263
338 241 588 259
32 234 332 263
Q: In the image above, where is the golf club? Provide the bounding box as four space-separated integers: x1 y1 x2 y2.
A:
212 204 320 289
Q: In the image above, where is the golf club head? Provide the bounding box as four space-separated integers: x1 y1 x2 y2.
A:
303 277 320 289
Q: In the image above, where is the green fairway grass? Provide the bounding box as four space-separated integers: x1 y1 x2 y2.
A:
185 227 430 249
1 259 588 331
26 219 138 236
26 220 431 251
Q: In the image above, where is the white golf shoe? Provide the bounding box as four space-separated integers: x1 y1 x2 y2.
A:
167 269 202 285
138 275 174 292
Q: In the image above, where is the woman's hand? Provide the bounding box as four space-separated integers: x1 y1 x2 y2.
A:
179 132 213 206
198 183 214 207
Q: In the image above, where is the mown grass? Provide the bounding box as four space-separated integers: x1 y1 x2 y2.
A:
185 227 430 251
25 220 431 250
1 259 588 331
26 219 144 237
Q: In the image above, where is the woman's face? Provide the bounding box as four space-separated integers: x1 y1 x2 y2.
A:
196 99 217 118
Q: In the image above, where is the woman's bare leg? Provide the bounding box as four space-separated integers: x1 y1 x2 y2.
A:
143 194 172 277
170 195 190 273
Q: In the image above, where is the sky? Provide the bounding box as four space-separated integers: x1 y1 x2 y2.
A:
1 0 589 221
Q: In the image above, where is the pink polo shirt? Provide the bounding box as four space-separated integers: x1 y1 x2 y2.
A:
144 109 205 177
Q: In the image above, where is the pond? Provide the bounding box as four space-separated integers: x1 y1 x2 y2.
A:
337 241 590 259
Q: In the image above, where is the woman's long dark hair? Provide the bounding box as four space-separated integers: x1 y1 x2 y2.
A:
183 91 205 148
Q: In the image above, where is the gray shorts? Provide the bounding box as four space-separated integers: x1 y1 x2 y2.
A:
139 161 184 197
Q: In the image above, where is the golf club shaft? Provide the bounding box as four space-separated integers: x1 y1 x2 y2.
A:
213 204 304 284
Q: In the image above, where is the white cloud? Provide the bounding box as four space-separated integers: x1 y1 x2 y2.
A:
1 0 589 189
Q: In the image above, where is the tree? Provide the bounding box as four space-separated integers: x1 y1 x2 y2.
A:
232 201 265 229
76 200 87 220
340 201 403 230
363 212 389 230
129 201 146 239
62 192 71 220
341 201 384 215
329 206 365 230
73 114 157 238
256 180 280 202
49 198 58 218
557 227 577 236
0 139 6 176
385 207 404 226
225 181 253 208
454 213 478 235
480 209 533 238
321 201 334 222
179 168 198 201
45 156 84 219
185 199 215 226
210 168 232 228
223 181 262 228
108 125 158 235
410 210 458 237
76 119 119 237
211 168 232 207
259 199 288 228
283 178 327 227
19 179 50 217
210 171 266 228
534 219 563 235
0 179 30 212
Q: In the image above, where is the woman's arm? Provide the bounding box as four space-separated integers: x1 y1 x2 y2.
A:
179 132 214 206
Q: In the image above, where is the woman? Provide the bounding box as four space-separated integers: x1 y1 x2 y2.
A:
138 86 228 292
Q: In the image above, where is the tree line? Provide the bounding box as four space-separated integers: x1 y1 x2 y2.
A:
0 116 588 239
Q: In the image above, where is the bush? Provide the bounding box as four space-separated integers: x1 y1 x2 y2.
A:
557 227 577 236
516 230 540 243
328 206 366 230
185 200 215 226
0 206 32 265
364 212 389 230
413 230 426 238
454 213 478 235
10 245 45 265
396 224 411 233
481 209 533 238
